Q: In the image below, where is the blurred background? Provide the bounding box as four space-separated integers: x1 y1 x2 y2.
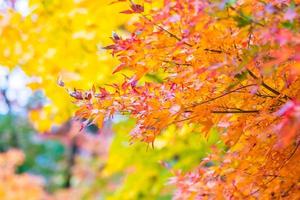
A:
0 0 222 199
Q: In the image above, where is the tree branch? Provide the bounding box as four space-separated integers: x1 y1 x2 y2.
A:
142 15 193 47
203 48 223 53
247 69 291 100
186 84 257 109
0 75 19 148
64 136 78 188
142 15 227 54
161 60 192 66
211 110 259 114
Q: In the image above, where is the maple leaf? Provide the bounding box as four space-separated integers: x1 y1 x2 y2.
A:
120 1 144 14
276 100 300 147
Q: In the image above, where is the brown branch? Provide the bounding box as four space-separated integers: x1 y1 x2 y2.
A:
281 183 296 197
142 15 193 47
203 48 223 53
246 69 291 100
1 75 19 148
229 6 265 27
255 93 276 99
169 107 258 127
64 136 78 188
161 60 192 66
278 141 299 170
211 110 259 114
172 115 199 124
246 142 299 198
1 75 12 112
186 84 256 109
142 15 232 57
142 15 226 54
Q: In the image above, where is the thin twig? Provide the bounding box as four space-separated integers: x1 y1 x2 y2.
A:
142 15 193 47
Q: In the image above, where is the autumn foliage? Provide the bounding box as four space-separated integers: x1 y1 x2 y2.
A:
71 0 300 199
0 149 47 200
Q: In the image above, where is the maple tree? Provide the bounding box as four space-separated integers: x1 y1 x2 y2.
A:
70 0 300 199
0 0 300 199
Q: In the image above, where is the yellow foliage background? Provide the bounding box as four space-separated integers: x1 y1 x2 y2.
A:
0 0 131 131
